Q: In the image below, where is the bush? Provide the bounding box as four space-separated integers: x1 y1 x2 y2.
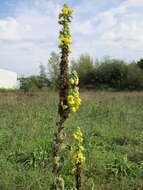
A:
96 58 128 90
125 63 143 90
137 59 143 70
20 76 50 92
71 54 94 86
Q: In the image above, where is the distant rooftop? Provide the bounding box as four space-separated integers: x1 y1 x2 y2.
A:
0 69 17 74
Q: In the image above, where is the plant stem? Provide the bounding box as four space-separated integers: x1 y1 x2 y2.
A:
76 163 82 190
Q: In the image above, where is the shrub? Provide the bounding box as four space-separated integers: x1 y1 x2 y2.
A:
20 76 50 92
96 58 128 90
125 63 143 90
137 58 143 70
71 54 94 86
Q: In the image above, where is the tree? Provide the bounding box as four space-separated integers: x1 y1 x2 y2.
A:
126 63 143 90
48 52 60 89
39 63 48 88
137 59 143 70
71 54 94 86
96 58 128 89
20 76 39 92
39 63 47 79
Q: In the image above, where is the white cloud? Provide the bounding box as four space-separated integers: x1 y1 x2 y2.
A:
84 0 143 60
126 0 143 7
0 1 60 75
72 20 94 35
0 0 143 75
0 17 20 40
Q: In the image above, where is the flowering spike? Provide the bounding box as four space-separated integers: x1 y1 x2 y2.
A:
68 71 81 113
58 3 73 119
72 127 85 190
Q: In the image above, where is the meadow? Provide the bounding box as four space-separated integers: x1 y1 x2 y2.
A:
0 91 143 190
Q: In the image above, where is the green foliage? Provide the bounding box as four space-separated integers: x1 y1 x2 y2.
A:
137 58 143 70
71 54 94 86
0 88 18 93
20 76 40 92
39 63 48 88
105 154 137 178
19 54 143 91
8 144 50 169
20 67 50 92
48 52 60 90
126 63 143 90
96 58 128 89
70 55 143 90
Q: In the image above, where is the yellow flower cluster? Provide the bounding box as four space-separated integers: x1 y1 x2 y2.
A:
58 3 73 49
67 94 81 113
69 76 79 86
68 70 81 113
63 5 73 17
59 35 72 45
72 127 85 166
73 129 83 143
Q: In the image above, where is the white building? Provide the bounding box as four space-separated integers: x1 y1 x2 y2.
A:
0 69 19 89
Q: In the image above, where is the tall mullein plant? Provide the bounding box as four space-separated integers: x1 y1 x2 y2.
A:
51 4 73 190
51 3 83 190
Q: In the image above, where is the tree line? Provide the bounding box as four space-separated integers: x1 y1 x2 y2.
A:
20 52 143 91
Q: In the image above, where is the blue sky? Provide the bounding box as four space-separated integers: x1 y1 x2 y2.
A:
0 0 143 76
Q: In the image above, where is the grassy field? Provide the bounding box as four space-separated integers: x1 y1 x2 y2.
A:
0 91 143 190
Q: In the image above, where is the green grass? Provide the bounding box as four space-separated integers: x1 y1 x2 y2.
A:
0 91 143 190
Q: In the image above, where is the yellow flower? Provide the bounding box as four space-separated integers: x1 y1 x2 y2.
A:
63 7 68 15
73 92 79 98
80 154 85 162
60 36 72 45
77 130 82 138
58 42 64 48
69 78 74 85
73 154 80 164
72 154 78 162
72 127 85 170
67 35 71 39
79 145 84 151
73 133 78 140
72 168 76 175
65 38 72 44
68 95 74 105
68 48 71 53
80 137 83 143
75 78 79 85
71 107 76 113
78 152 85 163
73 130 83 142
76 97 81 106
68 32 72 37
75 104 79 110
68 9 73 17
59 35 64 41
72 152 85 164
